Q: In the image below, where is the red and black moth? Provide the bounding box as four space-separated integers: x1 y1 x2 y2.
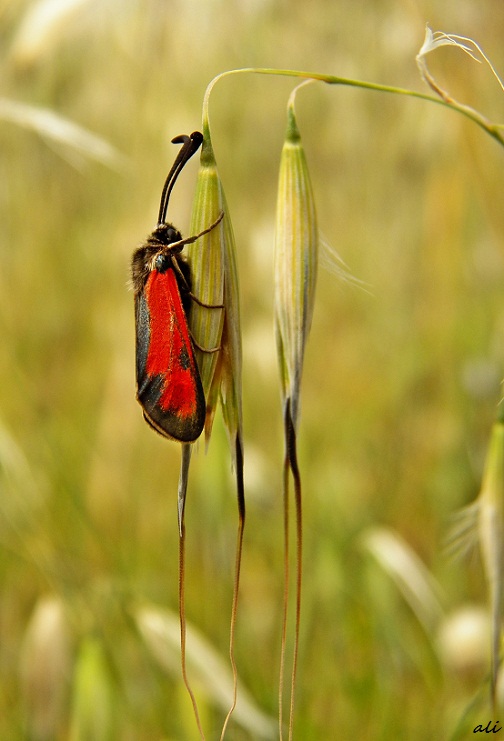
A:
131 131 222 443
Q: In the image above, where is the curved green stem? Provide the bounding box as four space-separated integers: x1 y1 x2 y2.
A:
202 66 504 147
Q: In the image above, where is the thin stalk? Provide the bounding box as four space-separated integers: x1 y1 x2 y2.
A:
220 434 246 740
177 443 192 537
285 400 302 741
178 444 205 740
279 400 303 740
202 67 504 148
278 439 290 741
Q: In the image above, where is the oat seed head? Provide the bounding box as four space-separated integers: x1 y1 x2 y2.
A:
274 86 318 429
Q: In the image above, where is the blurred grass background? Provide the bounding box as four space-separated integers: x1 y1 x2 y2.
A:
2 0 504 738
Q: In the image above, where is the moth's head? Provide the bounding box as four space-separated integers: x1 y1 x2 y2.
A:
149 222 182 247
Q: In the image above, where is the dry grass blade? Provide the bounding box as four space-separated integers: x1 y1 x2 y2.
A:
361 526 445 636
11 0 94 67
0 97 127 170
20 596 72 740
135 604 276 739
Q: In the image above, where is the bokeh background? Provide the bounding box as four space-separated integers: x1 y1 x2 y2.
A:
2 0 504 738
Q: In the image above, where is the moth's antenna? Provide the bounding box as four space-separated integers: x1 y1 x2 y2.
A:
157 131 203 226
